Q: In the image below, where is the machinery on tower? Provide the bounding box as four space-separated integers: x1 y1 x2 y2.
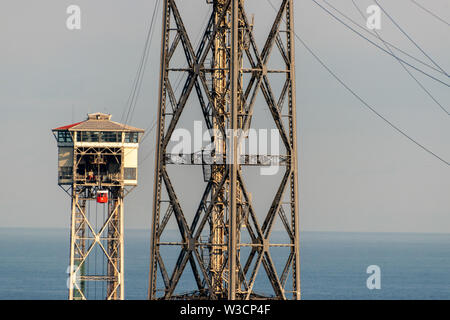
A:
53 113 144 300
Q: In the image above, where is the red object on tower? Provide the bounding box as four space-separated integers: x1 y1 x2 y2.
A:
96 190 108 203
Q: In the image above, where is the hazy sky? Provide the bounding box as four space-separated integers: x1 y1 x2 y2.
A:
0 0 448 233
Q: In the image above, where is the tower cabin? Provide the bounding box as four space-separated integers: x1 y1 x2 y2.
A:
52 113 144 187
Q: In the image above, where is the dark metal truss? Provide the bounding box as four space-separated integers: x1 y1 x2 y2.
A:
149 0 300 300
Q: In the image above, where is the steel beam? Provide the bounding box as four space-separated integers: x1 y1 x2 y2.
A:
149 0 300 300
67 146 127 300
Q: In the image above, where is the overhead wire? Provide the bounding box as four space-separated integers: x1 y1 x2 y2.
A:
374 0 449 77
136 0 449 166
267 0 449 166
308 0 450 87
409 0 450 28
321 0 446 76
121 0 160 127
139 7 213 163
349 0 449 116
118 0 160 162
140 119 158 144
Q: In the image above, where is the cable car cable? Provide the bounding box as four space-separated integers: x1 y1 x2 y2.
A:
321 0 446 76
121 0 159 124
138 7 212 160
409 0 450 28
374 0 449 77
267 0 449 166
122 0 160 127
350 0 449 116
309 0 450 87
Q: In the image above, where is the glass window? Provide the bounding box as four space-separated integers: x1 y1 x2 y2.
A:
101 132 120 142
89 132 99 142
125 132 139 143
76 131 122 142
57 131 73 143
76 132 89 142
76 131 101 142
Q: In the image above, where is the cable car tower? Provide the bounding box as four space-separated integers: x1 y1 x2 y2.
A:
149 0 300 299
53 113 144 300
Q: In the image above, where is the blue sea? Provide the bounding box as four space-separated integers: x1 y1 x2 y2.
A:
1 228 450 300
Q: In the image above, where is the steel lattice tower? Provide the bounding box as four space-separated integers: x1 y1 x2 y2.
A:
149 0 300 300
53 113 144 300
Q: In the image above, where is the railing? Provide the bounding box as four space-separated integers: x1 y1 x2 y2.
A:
74 173 122 184
165 152 290 166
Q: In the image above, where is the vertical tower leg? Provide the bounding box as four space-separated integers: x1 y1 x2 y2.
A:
148 0 169 301
68 188 78 300
107 195 124 300
67 184 125 299
210 0 228 298
68 187 88 300
228 0 239 300
286 0 300 300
